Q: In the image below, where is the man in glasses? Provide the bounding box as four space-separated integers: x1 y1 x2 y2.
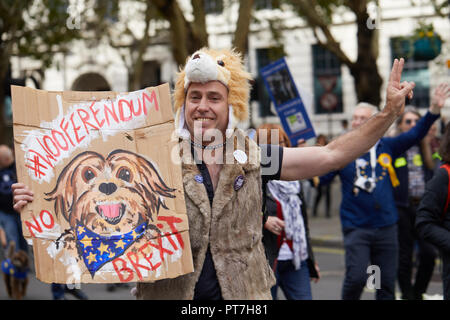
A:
394 83 450 300
315 83 448 300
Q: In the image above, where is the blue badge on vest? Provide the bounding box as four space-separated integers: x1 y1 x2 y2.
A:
194 174 204 184
234 175 245 191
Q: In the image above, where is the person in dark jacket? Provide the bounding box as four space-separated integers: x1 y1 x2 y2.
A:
0 145 28 253
392 103 446 300
257 124 320 300
416 121 450 300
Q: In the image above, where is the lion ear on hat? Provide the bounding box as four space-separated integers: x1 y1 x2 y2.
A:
173 48 252 128
220 48 252 123
173 67 187 119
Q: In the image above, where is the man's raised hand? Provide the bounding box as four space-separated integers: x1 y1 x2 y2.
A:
384 58 415 117
430 83 450 114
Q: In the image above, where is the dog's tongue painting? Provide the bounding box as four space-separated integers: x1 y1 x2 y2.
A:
98 204 121 219
96 203 125 224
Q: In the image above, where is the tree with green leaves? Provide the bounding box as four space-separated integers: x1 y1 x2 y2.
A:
286 0 383 107
90 0 256 90
0 0 83 144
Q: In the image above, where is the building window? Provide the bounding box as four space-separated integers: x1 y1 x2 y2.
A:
390 37 430 109
254 0 280 10
204 0 223 15
312 44 343 114
140 61 161 88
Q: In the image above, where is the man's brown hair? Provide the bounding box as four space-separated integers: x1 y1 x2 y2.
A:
256 123 291 147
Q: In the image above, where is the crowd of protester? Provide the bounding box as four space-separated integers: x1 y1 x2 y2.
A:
1 47 449 301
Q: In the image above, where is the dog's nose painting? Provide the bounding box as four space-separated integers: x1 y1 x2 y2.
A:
45 149 176 277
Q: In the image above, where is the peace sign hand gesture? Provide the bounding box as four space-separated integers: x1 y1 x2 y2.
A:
384 58 415 117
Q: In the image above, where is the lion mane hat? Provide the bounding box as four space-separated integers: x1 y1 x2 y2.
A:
174 47 252 132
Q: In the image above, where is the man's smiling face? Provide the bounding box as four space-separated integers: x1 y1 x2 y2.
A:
184 81 229 143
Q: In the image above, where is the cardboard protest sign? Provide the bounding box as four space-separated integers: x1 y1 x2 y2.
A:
11 84 194 284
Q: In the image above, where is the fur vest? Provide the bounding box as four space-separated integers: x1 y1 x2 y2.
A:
136 129 275 299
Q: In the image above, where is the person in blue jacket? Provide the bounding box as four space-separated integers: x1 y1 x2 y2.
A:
317 95 445 300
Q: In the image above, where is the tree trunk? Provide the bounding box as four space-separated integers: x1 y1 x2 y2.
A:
232 0 255 55
129 2 153 91
152 0 189 66
0 74 14 146
191 0 208 47
295 0 383 107
0 78 6 145
350 63 383 107
154 0 254 65
153 0 208 66
0 45 11 145
348 0 383 107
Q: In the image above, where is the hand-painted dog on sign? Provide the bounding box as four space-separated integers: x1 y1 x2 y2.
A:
45 149 176 277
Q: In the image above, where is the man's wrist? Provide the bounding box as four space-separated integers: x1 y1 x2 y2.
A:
429 105 441 115
262 211 268 225
379 104 398 122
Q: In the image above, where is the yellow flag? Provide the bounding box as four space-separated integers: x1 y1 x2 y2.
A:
378 153 400 187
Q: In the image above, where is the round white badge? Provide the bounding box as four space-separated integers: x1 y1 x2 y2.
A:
233 150 247 164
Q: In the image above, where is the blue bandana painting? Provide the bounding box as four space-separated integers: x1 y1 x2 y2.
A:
75 223 147 277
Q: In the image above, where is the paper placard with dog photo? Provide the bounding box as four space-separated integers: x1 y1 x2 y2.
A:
11 84 194 284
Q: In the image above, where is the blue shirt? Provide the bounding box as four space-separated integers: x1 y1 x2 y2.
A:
320 111 439 229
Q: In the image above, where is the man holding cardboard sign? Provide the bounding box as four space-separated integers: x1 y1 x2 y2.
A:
14 47 415 299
